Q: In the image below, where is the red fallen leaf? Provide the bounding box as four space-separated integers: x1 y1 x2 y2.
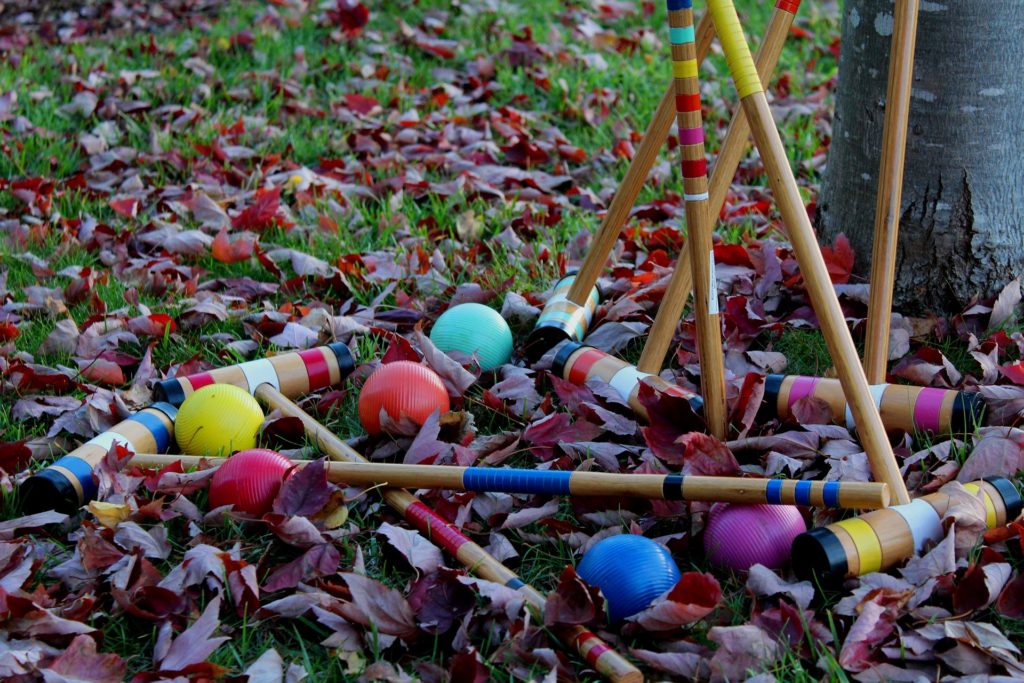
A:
408 569 477 637
523 413 603 461
254 243 284 278
42 634 120 681
273 458 330 517
232 187 283 231
108 197 139 219
336 572 418 638
672 432 740 476
0 511 68 541
127 313 176 338
341 93 380 115
413 35 458 59
953 561 1012 613
638 381 705 463
837 600 894 672
77 357 125 385
729 373 765 438
998 361 1024 385
550 375 597 414
156 596 230 673
0 320 18 342
612 138 634 159
378 522 443 574
113 585 187 621
211 228 255 263
628 572 721 630
262 543 340 593
264 514 326 548
79 525 124 572
957 429 1024 482
139 459 184 492
502 139 550 168
544 565 604 627
820 233 854 285
449 650 490 683
708 625 782 680
996 573 1024 618
714 243 754 267
414 329 477 397
0 440 32 473
326 0 370 35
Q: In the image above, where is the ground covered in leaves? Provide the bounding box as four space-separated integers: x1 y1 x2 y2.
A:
1 0 1024 681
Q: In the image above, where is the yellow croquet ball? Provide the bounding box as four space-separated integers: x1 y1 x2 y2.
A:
174 384 265 457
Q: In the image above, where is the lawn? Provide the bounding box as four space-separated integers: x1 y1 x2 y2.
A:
1 0 1023 681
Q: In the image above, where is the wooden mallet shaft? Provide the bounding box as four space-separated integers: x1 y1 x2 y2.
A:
637 0 802 375
564 11 716 306
659 0 728 439
251 385 642 683
706 0 911 504
127 453 891 510
863 0 921 384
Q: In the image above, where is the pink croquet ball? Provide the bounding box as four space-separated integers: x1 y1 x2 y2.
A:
704 503 807 572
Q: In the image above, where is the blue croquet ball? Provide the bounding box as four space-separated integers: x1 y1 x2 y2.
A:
429 303 513 370
577 534 682 622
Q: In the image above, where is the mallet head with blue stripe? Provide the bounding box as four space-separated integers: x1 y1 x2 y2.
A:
21 402 178 514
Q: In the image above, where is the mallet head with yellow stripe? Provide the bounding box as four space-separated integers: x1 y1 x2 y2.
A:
792 477 1022 585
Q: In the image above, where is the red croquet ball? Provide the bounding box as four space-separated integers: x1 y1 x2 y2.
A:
358 361 450 435
208 448 294 514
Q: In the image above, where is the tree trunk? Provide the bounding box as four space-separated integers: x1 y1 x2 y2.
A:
817 0 1024 315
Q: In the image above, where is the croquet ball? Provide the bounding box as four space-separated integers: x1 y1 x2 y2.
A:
704 503 807 572
209 448 293 514
174 384 264 456
429 303 513 370
577 534 682 622
358 361 450 435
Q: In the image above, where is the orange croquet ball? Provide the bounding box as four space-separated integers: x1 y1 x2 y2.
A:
358 361 450 435
208 448 294 515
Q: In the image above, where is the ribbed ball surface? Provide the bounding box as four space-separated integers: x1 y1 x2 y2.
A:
175 384 264 456
209 448 293 514
577 534 682 622
704 503 807 572
429 303 513 370
358 361 450 435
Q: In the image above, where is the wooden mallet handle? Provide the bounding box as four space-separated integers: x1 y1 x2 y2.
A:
863 0 921 384
637 0 802 375
707 0 911 504
128 453 891 510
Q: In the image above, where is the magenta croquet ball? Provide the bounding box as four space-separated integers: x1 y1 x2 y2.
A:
577 535 682 622
208 448 294 515
704 503 807 572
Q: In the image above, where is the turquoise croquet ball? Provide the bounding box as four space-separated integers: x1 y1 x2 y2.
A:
429 303 513 370
577 535 682 622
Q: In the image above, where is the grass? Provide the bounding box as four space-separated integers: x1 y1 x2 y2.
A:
3 0 1017 681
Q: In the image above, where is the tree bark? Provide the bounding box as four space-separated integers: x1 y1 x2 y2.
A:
817 0 1024 314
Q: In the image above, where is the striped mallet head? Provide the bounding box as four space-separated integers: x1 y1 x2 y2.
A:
793 477 1022 585
154 343 355 406
761 374 985 436
524 273 601 362
21 402 178 514
553 342 703 420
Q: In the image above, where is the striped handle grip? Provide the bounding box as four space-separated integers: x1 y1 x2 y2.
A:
708 0 762 98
